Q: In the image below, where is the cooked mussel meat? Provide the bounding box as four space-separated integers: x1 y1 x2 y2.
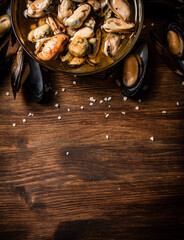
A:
28 23 51 42
103 18 135 33
58 0 75 24
36 33 69 61
68 56 86 67
0 14 11 38
104 33 120 57
64 4 91 29
27 0 54 18
108 0 131 21
120 40 148 97
73 27 94 39
68 36 90 57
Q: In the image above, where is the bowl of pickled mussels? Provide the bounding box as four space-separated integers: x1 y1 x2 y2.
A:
11 0 144 76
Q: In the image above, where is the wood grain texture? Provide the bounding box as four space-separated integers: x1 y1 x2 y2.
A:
0 1 184 239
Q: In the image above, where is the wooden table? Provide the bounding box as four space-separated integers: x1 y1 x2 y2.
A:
0 1 184 239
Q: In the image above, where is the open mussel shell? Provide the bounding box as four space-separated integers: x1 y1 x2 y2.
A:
24 53 44 103
150 30 184 76
120 40 148 97
165 21 184 58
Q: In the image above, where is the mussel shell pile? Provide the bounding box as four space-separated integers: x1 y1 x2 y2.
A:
13 0 138 73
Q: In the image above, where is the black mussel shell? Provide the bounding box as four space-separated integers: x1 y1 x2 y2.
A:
120 40 149 97
150 30 184 76
24 53 44 103
11 46 25 99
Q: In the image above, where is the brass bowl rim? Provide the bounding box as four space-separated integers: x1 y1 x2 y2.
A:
11 0 144 76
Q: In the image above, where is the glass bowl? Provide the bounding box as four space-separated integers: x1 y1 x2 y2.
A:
11 0 144 76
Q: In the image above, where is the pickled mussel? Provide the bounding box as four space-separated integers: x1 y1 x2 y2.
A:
150 19 184 76
120 40 148 96
26 0 54 18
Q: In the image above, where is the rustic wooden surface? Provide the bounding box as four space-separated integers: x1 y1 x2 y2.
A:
0 1 184 240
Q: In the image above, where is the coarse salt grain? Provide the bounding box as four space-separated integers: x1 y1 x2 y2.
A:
90 102 93 106
73 74 77 78
108 105 111 108
106 135 109 139
105 113 109 118
67 108 71 112
81 106 84 110
151 23 154 26
58 116 62 120
6 92 10 96
135 106 140 110
176 102 180 106
150 136 154 141
66 152 69 156
90 97 96 102
12 123 16 127
107 97 112 101
22 119 27 123
121 112 126 114
138 99 142 103
73 81 76 85
62 88 66 92
28 113 34 117
162 110 167 114
123 96 127 101
99 100 103 104
104 97 108 101
55 103 60 108
182 81 184 86
55 91 58 95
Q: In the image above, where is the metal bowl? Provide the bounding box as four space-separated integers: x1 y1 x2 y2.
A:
11 0 144 76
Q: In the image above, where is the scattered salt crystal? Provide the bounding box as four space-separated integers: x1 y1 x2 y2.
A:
58 116 62 120
104 97 108 101
73 74 77 78
182 81 184 86
138 99 142 103
28 113 34 117
150 136 154 141
121 112 126 115
90 97 96 102
106 135 109 139
12 123 16 127
6 92 10 96
123 96 127 101
73 81 77 85
55 103 60 108
55 91 58 95
81 106 84 110
90 102 93 106
142 25 146 29
99 100 103 104
107 97 112 101
62 88 66 92
105 113 109 118
67 108 71 112
22 119 27 123
176 102 180 106
108 105 111 108
118 187 121 190
135 106 140 110
162 110 167 114
66 152 69 156
151 23 154 26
